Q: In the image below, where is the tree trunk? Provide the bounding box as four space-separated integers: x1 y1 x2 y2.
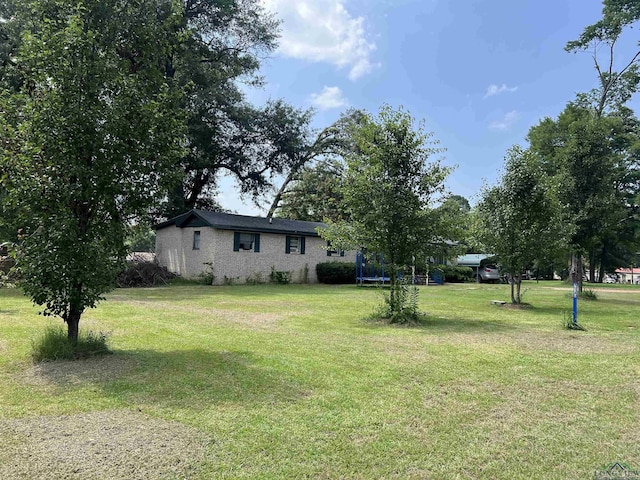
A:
569 253 584 293
515 275 522 304
66 283 84 345
598 244 607 283
588 250 596 283
577 256 584 293
66 307 81 345
389 272 397 313
267 170 296 219
510 275 516 304
267 154 314 218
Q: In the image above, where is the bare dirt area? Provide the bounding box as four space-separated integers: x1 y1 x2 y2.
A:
123 299 284 331
23 355 138 387
0 410 208 479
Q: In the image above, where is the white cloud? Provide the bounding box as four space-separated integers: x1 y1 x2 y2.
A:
260 0 378 80
489 110 519 131
484 84 518 99
309 86 349 110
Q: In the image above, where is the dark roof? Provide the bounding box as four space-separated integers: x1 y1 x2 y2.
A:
154 210 326 237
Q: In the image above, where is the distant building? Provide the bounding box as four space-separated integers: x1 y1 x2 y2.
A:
615 268 640 284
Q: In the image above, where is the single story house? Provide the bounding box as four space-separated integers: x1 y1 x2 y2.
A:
615 268 640 284
154 210 352 284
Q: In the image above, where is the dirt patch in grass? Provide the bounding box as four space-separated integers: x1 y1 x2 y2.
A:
370 329 637 358
508 331 638 355
427 328 638 355
125 300 284 330
501 303 532 310
23 355 138 387
0 410 208 479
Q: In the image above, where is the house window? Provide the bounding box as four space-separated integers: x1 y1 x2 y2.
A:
233 232 260 252
286 236 305 254
193 231 201 250
326 241 345 257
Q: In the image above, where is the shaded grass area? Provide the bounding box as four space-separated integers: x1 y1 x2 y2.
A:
0 281 639 478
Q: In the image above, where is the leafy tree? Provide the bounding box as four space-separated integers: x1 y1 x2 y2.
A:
1 0 184 342
266 109 366 219
528 103 640 286
0 184 19 242
320 105 451 323
162 99 317 218
443 195 471 214
566 0 640 117
276 158 348 222
477 147 565 303
158 1 313 217
126 221 157 253
561 0 640 283
433 195 475 254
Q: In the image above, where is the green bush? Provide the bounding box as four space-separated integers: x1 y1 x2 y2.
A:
432 264 473 283
579 289 598 301
31 325 111 362
375 278 426 324
270 268 291 284
316 262 356 284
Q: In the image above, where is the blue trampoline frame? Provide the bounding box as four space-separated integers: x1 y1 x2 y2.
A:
356 250 390 285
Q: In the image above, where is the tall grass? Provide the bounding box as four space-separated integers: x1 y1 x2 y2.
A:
31 324 111 362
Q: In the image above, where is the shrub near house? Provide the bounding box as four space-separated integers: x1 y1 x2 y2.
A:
155 210 353 285
316 262 356 284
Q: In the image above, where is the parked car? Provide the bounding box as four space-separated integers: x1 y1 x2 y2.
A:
477 264 500 283
603 275 617 284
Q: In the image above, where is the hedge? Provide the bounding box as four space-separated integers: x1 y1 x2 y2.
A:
432 264 473 283
316 262 355 284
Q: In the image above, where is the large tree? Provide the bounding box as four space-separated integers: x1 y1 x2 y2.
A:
528 103 640 286
1 0 184 342
158 0 321 217
275 158 348 222
477 147 565 303
560 0 640 284
566 0 640 117
265 109 365 219
320 105 451 323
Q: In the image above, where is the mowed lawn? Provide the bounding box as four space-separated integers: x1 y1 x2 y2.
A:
1 281 639 479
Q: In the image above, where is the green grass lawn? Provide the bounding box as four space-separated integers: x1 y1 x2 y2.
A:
1 281 639 478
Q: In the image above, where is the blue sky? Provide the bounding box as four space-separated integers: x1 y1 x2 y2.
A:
220 0 638 215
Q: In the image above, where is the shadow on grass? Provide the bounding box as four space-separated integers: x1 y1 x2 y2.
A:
33 348 308 410
361 313 518 334
421 315 518 334
108 283 362 303
527 305 569 316
597 297 640 307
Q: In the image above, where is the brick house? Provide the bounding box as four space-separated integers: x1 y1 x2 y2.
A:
154 210 352 284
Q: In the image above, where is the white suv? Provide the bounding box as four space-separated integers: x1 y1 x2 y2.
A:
478 265 500 283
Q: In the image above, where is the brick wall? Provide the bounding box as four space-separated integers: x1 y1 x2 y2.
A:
156 226 353 284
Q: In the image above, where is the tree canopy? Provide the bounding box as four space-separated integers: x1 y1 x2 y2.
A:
276 158 348 223
156 0 330 218
477 146 565 303
528 99 640 285
1 0 184 341
320 105 451 322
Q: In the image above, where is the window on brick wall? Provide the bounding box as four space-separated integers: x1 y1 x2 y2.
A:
193 231 201 250
233 232 260 252
326 241 345 257
286 236 305 254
